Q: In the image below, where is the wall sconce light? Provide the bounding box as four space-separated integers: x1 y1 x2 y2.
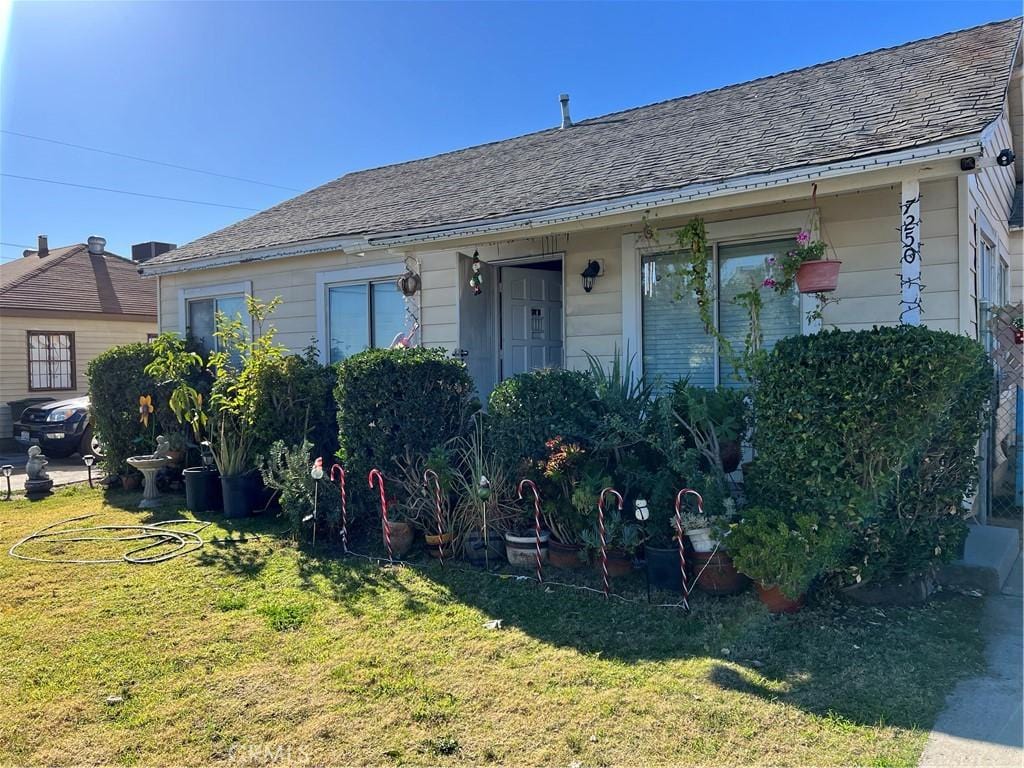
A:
82 454 96 488
580 260 601 293
1 465 12 500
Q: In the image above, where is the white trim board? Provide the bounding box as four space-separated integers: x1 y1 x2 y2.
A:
314 262 405 363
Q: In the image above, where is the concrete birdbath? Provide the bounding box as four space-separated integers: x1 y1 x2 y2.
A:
126 436 172 509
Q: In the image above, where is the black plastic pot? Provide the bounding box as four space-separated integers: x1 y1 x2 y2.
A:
464 531 505 567
646 545 687 592
220 473 253 518
183 467 221 513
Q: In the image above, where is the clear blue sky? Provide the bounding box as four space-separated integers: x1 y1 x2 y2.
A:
1 1 1018 262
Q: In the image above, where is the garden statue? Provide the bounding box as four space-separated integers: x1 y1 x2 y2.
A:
26 445 49 481
151 435 171 459
24 445 54 499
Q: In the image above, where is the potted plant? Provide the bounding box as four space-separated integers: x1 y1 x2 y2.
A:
582 510 641 578
768 230 840 295
728 508 843 613
538 437 603 569
504 517 549 569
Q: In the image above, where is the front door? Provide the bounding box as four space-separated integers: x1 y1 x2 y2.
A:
500 266 563 377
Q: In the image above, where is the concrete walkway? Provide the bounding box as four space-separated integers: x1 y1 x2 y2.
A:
0 449 96 489
919 560 1023 768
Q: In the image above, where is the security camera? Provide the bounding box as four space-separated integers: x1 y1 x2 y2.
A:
961 149 1016 172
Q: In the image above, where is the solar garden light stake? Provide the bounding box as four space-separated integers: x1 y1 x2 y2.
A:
1 465 12 501
368 469 393 563
330 463 348 555
308 457 324 550
423 468 446 565
82 454 97 488
674 488 705 611
516 478 544 584
597 487 624 599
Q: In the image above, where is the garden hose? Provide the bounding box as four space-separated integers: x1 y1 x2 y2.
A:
9 514 212 565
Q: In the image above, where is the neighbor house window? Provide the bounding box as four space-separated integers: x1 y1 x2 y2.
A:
27 331 75 391
327 279 406 363
186 294 248 355
641 237 801 388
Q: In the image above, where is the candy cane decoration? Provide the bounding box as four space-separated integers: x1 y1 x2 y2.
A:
330 464 348 554
423 469 446 565
516 479 544 584
674 488 704 610
368 469 392 563
597 488 624 599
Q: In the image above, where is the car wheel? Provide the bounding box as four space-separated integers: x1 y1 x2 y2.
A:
89 430 105 457
78 427 95 458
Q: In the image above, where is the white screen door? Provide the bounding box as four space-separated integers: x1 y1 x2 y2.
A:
501 266 563 376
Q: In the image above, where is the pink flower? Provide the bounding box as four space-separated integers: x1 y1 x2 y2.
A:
796 230 811 246
762 277 777 288
766 256 777 266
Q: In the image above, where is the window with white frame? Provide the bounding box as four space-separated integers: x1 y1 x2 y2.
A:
27 331 75 391
327 278 406 363
641 237 801 388
186 294 249 355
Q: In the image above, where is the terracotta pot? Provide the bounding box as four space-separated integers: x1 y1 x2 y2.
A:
692 551 749 596
795 260 841 293
504 530 549 569
548 539 585 569
424 532 453 559
755 583 805 613
595 548 633 578
121 473 141 491
387 522 414 558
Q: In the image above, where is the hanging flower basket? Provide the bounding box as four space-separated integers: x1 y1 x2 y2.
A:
795 259 842 293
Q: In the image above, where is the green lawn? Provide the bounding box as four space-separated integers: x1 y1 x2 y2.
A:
0 486 986 766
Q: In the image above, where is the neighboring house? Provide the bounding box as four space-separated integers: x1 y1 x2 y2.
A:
0 236 168 441
141 19 1023 402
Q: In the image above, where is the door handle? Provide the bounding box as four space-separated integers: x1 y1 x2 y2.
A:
451 349 469 359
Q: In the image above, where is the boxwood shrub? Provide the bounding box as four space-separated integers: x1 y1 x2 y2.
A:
746 325 992 585
487 368 598 469
86 342 180 475
335 347 475 509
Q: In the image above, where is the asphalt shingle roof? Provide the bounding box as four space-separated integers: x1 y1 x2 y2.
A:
149 17 1022 270
0 244 157 317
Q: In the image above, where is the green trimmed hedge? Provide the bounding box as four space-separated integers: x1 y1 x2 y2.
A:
746 326 992 585
251 348 338 463
335 347 475 507
86 343 182 475
487 368 598 469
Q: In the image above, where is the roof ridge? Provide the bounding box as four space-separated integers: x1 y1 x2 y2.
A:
0 244 85 294
318 16 1022 184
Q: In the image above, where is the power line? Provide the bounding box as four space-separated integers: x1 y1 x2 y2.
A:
1 173 261 211
0 241 35 249
1 129 303 192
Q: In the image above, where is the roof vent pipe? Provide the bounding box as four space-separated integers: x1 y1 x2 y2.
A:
559 93 572 129
37 234 48 257
87 236 106 255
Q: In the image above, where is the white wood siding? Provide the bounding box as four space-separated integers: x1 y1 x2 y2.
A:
155 179 974 388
